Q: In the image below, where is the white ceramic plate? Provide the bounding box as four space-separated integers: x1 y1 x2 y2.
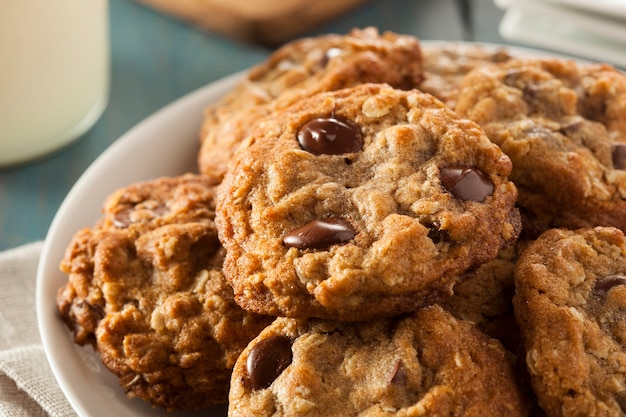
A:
35 43 573 417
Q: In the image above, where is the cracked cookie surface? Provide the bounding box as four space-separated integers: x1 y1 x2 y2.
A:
216 83 520 321
57 174 272 410
513 227 626 417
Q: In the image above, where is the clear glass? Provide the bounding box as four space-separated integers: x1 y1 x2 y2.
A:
0 0 110 167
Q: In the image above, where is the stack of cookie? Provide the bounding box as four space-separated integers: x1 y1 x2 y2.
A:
56 27 626 416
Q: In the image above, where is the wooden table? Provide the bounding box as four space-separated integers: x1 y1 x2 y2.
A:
0 0 509 251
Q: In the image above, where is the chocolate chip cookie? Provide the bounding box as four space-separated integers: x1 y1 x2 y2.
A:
442 244 521 352
418 42 511 109
198 27 424 183
216 83 521 321
228 305 529 416
57 174 273 410
513 227 626 417
455 58 626 237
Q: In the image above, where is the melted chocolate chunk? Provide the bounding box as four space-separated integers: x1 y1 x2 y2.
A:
440 166 494 202
420 217 450 244
283 217 356 250
388 359 406 385
246 335 292 390
612 144 626 170
595 275 626 292
559 120 584 137
112 208 133 228
503 69 523 88
427 227 450 244
297 117 363 155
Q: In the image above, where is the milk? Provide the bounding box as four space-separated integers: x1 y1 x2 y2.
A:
0 0 109 167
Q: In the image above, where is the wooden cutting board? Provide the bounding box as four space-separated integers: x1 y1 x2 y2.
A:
134 0 371 46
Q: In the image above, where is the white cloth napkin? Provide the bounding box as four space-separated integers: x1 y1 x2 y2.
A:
495 0 626 68
0 242 77 417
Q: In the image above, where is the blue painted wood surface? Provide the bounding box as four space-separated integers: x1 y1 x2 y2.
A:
0 0 507 250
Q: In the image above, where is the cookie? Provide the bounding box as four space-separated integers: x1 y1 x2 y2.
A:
228 305 529 416
216 83 521 321
513 227 626 416
455 58 626 237
57 174 273 410
443 240 553 415
198 27 424 183
441 244 521 352
418 42 511 109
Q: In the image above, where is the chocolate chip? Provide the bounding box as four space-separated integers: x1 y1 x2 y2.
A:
112 208 133 228
297 117 363 155
427 226 450 244
420 216 450 244
612 144 626 170
388 359 406 385
595 275 626 292
522 85 538 102
559 120 584 137
503 69 523 87
246 335 292 390
440 166 494 202
283 217 356 250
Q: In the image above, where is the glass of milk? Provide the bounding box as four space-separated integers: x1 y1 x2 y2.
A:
0 0 110 167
